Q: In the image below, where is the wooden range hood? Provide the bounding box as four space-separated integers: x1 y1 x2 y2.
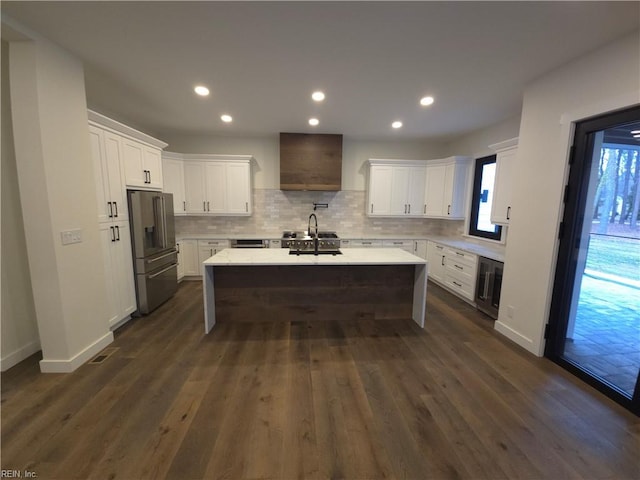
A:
280 132 342 191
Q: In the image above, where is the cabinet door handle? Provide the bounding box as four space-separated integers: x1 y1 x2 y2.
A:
110 226 116 242
454 264 463 270
143 170 147 183
113 201 118 218
441 255 445 266
408 204 411 214
453 281 462 287
115 225 120 241
506 206 511 220
183 201 186 211
207 201 210 212
245 202 248 212
371 204 374 214
107 201 113 218
147 171 151 184
404 204 407 214
203 201 206 212
447 205 451 215
424 204 426 214
176 243 180 253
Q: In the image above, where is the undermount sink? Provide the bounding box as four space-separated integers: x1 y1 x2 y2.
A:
289 250 342 256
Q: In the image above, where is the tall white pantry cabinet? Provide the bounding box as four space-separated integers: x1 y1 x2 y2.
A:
89 110 167 328
489 138 519 225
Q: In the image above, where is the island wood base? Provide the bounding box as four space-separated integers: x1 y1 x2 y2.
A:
204 262 427 332
213 264 414 323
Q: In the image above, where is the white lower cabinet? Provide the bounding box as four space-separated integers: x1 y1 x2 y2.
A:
443 247 477 301
100 221 136 328
179 240 200 277
197 240 230 274
427 241 477 302
340 239 383 248
427 241 447 283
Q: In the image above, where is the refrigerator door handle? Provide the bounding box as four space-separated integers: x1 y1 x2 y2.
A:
153 195 167 249
162 196 168 248
146 250 177 264
148 263 177 279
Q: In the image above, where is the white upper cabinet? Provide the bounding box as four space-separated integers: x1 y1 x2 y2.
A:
180 155 253 216
162 154 186 215
368 160 426 217
122 139 163 190
368 157 468 219
89 125 128 223
424 156 470 219
88 110 167 192
184 161 207 214
489 138 518 225
225 161 252 215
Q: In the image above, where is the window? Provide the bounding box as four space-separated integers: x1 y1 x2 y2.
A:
468 155 503 240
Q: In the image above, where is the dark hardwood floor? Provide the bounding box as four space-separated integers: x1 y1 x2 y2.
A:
2 281 639 480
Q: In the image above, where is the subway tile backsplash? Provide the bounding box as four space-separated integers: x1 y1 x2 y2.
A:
176 189 465 238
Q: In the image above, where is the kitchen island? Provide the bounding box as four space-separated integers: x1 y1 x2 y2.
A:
202 248 428 333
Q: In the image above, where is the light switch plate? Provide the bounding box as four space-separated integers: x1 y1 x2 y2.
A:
61 229 82 245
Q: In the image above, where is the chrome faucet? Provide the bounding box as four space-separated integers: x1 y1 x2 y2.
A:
308 213 319 255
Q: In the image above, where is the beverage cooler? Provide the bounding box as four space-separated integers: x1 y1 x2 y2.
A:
475 256 504 319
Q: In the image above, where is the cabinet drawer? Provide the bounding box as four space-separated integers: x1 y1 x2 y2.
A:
198 240 230 247
445 248 477 268
445 259 477 284
349 240 383 247
444 274 475 301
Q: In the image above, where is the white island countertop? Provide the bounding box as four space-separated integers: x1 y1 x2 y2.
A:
203 247 427 266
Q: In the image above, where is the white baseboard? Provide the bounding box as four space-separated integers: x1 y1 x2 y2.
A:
494 321 537 355
1 340 42 371
39 331 114 373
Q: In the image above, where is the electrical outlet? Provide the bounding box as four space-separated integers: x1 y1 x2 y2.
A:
61 229 82 245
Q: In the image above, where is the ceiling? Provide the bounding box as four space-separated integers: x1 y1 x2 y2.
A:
2 1 639 142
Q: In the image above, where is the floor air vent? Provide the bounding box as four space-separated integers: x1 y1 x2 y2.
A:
89 347 119 364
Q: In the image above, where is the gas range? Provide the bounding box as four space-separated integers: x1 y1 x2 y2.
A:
281 231 341 254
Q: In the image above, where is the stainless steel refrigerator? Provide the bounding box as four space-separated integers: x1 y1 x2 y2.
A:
128 190 178 314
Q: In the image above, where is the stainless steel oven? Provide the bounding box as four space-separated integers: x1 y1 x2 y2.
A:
230 239 269 248
476 256 503 319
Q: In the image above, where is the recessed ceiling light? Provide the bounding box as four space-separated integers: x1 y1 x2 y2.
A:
631 130 640 134
194 85 210 96
633 134 640 138
221 114 233 123
309 118 320 126
311 91 325 102
392 121 403 129
420 96 434 106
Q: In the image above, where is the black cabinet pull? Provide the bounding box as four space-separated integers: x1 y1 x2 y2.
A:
506 206 511 220
113 201 118 218
115 225 120 241
110 226 116 242
107 201 113 218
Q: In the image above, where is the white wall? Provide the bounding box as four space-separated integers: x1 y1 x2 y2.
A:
8 36 114 372
496 31 640 355
445 115 522 160
1 40 40 370
163 133 447 191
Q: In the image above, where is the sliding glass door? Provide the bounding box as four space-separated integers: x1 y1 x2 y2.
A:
546 105 640 415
